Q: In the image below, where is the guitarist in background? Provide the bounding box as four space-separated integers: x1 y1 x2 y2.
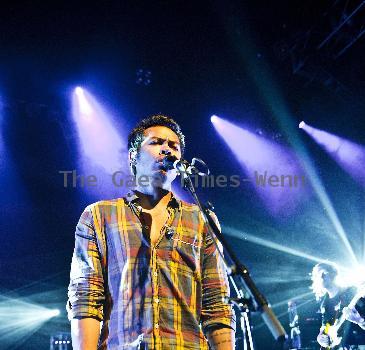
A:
311 262 365 349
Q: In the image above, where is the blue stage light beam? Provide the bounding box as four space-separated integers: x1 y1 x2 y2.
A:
0 96 4 162
270 291 314 310
0 294 60 347
254 298 314 330
224 225 330 264
220 14 358 266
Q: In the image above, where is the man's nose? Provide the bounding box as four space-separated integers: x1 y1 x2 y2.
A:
159 149 171 155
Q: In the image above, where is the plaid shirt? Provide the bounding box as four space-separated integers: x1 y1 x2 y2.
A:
67 192 235 349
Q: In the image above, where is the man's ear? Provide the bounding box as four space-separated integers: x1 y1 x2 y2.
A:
129 150 137 165
129 150 137 176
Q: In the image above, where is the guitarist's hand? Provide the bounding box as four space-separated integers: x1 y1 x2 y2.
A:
343 306 365 329
317 329 331 347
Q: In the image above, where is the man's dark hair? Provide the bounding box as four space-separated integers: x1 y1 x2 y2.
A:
128 114 185 155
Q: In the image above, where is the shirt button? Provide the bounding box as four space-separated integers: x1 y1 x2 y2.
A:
155 298 160 303
154 271 158 277
155 323 159 329
165 228 174 239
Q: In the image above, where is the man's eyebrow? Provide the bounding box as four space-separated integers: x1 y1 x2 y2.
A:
149 136 180 145
168 139 180 145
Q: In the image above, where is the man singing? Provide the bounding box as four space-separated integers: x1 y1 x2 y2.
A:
67 115 236 349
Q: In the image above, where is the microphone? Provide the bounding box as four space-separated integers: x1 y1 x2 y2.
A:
162 155 210 176
162 155 189 173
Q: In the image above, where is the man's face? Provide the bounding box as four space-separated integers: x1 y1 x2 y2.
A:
132 126 182 187
317 268 336 290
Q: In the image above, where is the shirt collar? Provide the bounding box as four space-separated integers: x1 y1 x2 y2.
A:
125 190 180 209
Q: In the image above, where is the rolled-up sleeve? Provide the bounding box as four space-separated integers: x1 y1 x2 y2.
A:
200 212 236 333
67 205 105 321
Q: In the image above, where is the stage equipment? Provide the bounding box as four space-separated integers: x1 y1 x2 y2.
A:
50 332 72 350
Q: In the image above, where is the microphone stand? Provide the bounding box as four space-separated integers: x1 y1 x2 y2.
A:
179 165 288 350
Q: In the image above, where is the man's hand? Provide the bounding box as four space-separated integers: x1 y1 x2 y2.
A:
343 306 365 329
317 330 331 347
316 325 332 348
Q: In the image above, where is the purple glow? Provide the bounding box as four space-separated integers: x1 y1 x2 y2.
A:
211 116 308 216
0 97 3 162
302 123 365 186
74 87 93 118
72 88 128 176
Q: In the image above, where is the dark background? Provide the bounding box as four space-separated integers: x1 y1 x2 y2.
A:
1 1 365 349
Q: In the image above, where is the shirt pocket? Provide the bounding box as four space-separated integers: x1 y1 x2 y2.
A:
171 228 202 280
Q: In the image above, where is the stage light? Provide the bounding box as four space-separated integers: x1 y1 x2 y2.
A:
292 122 358 264
0 293 61 348
211 115 307 216
224 225 327 264
335 264 365 288
270 291 314 310
210 115 218 123
300 122 365 187
75 86 83 95
220 21 358 263
213 116 357 271
71 86 189 200
0 97 3 159
255 298 314 330
71 87 127 176
73 86 93 118
47 309 60 317
298 121 305 129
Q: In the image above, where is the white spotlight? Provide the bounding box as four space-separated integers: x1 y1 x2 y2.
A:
45 309 60 318
75 87 84 96
210 115 218 123
74 87 93 117
52 309 60 317
298 121 306 129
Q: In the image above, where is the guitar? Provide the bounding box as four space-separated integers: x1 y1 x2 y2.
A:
321 285 365 349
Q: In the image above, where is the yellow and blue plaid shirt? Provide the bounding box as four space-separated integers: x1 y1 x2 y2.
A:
67 192 235 349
